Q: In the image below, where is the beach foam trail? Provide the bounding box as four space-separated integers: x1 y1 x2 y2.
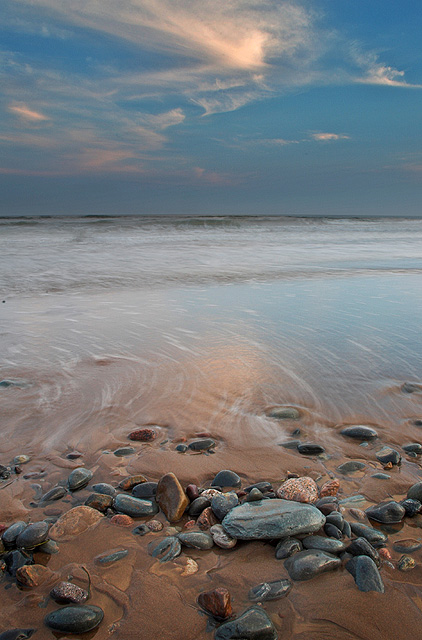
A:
1 216 422 639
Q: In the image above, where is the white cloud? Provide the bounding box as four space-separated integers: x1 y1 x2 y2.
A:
311 133 350 142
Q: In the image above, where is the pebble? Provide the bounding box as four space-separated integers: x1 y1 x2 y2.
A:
39 486 67 503
197 506 219 530
113 494 158 518
66 451 83 460
188 439 216 451
403 443 422 454
110 514 134 527
398 555 416 571
16 564 53 587
275 537 302 559
336 461 366 474
38 540 59 554
50 581 88 604
92 483 117 497
186 484 200 501
348 508 366 521
302 535 345 554
280 440 301 449
176 444 188 453
13 455 30 465
340 425 378 440
349 522 387 546
209 524 237 549
215 606 277 640
246 488 264 501
0 630 36 640
393 539 422 553
118 475 147 491
85 493 114 512
286 549 341 581
2 522 27 546
378 547 392 561
200 488 221 500
276 476 318 503
401 381 422 394
128 428 157 442
180 557 198 576
319 479 340 497
5 550 32 576
49 506 103 541
324 523 343 540
16 522 49 549
147 520 164 532
184 519 196 530
325 512 344 529
113 446 135 457
346 555 384 592
156 472 189 522
338 495 367 507
132 482 158 499
365 501 405 524
95 548 129 565
211 470 241 489
211 492 239 519
346 537 381 567
249 578 292 602
222 499 325 540
375 447 401 466
45 605 104 634
178 531 214 550
67 468 93 492
244 482 273 494
189 496 211 517
407 482 422 502
371 473 391 480
267 407 300 420
148 536 181 562
297 443 325 455
197 587 233 620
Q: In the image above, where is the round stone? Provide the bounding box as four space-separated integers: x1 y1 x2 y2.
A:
113 494 158 518
346 555 384 592
319 479 340 497
248 579 292 602
302 535 345 554
336 461 366 474
297 443 325 455
340 425 378 440
407 482 422 502
211 492 239 519
209 524 237 549
178 532 214 550
285 549 341 581
365 501 405 524
345 537 380 567
276 477 319 503
49 506 103 541
215 606 277 640
16 522 49 549
188 439 216 451
211 470 241 489
188 496 211 517
67 468 93 492
2 522 27 546
13 455 30 465
92 483 117 497
349 522 387 546
403 443 422 454
45 605 104 634
50 581 88 604
110 514 134 527
375 447 401 465
132 482 158 499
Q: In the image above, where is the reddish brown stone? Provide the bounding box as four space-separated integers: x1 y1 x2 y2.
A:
49 506 103 541
16 564 53 587
147 520 163 532
129 428 157 442
110 514 134 527
287 472 300 479
319 479 340 498
118 475 148 491
195 432 212 437
183 520 196 530
156 472 189 522
236 490 247 498
384 462 393 470
379 547 392 561
197 587 232 620
186 484 200 501
348 508 366 520
50 581 88 604
85 493 113 512
276 476 319 503
197 506 219 530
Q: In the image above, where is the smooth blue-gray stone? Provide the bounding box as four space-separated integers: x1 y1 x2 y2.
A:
188 439 216 451
337 461 366 474
178 532 213 550
248 579 292 602
211 492 239 519
346 537 380 567
275 538 302 559
285 549 341 581
346 555 384 592
371 473 390 480
113 446 135 457
338 495 367 507
246 488 265 502
5 550 32 576
349 522 387 546
403 443 422 454
325 512 344 529
189 496 211 517
92 483 117 497
407 482 422 502
2 522 27 546
38 540 59 554
222 499 325 540
375 447 401 465
402 382 422 394
244 482 273 494
365 501 405 524
212 470 241 488
400 498 421 516
113 494 158 517
45 605 104 633
302 535 346 554
393 539 422 553
67 468 93 491
95 549 128 565
340 425 378 440
132 482 158 499
16 522 49 549
215 606 277 640
148 536 181 562
39 486 67 503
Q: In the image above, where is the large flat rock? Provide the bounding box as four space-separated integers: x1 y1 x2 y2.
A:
222 499 325 540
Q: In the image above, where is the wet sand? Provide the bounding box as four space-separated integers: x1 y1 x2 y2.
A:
1 271 422 639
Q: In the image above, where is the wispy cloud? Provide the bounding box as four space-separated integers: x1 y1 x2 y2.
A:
9 103 50 122
311 133 350 142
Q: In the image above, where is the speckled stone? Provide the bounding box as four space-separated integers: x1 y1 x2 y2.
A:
110 514 134 527
16 564 53 587
319 479 340 497
340 425 378 440
197 506 219 530
67 468 93 491
147 520 163 532
215 606 277 640
398 555 416 571
49 506 103 541
276 477 319 503
50 581 88 604
200 489 222 500
156 472 189 522
128 428 157 442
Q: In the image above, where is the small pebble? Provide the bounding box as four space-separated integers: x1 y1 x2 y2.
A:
398 555 416 571
50 581 89 604
147 520 164 532
129 428 157 442
110 514 134 527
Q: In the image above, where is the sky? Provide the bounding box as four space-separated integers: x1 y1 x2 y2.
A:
1 0 421 216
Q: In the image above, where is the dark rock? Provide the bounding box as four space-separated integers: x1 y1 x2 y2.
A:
16 522 49 549
67 468 93 491
148 536 181 562
375 447 401 465
222 499 325 540
315 500 338 516
413 419 422 427
178 532 213 550
117 475 147 491
0 630 36 640
393 539 422 553
285 549 341 581
336 461 366 474
45 605 104 634
371 473 390 480
248 579 292 601
297 443 325 455
246 488 265 502
186 484 200 501
275 538 302 559
189 496 211 517
267 407 300 420
342 521 352 538
132 482 158 499
325 512 344 530
244 482 273 494
280 440 301 449
212 470 241 489
38 540 59 555
215 606 277 640
401 382 422 394
129 428 156 442
403 443 422 454
346 555 384 592
92 483 117 497
340 425 378 440
50 581 88 604
114 494 158 518
349 522 387 546
66 451 82 460
5 550 32 576
407 482 422 502
132 524 149 536
211 492 239 519
176 444 188 452
0 465 11 480
39 487 67 503
365 501 405 524
197 587 232 620
95 548 129 565
2 522 27 546
302 535 346 554
346 537 381 567
85 493 113 512
156 472 189 522
324 523 343 539
188 439 216 451
113 446 135 457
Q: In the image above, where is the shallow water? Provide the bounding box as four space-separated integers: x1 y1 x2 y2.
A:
1 216 422 639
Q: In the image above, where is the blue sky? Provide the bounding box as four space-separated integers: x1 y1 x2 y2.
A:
1 0 421 216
